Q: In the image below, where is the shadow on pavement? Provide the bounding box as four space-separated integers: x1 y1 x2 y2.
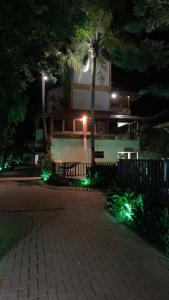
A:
0 209 51 261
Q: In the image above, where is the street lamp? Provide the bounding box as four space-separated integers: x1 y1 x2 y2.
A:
111 92 117 99
41 72 48 152
42 73 48 115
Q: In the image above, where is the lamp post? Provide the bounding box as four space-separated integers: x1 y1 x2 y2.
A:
41 72 48 152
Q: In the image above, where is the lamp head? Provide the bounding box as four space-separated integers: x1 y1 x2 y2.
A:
43 75 48 81
82 115 87 123
111 93 117 99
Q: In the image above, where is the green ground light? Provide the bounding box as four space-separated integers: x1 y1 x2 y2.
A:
41 170 51 181
80 178 91 187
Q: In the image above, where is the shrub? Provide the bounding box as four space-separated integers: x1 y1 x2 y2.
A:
106 188 169 257
46 173 69 186
107 188 143 224
87 165 119 187
41 151 52 181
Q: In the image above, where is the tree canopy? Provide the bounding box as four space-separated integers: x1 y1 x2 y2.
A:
108 0 169 99
0 0 87 144
1 0 169 150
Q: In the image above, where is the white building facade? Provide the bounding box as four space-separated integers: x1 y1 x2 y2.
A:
37 62 140 163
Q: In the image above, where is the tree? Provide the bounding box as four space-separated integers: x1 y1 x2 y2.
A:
140 124 169 158
71 3 113 164
0 0 87 149
107 0 169 99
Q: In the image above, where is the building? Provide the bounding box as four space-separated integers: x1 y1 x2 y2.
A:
36 62 141 163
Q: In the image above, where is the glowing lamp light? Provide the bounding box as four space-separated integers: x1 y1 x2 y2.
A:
41 170 51 181
82 115 87 123
80 178 91 187
111 93 117 99
43 75 48 81
117 122 129 128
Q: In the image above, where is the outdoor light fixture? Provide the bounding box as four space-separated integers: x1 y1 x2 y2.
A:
43 75 48 81
80 177 91 187
117 122 129 128
111 93 117 99
82 115 87 123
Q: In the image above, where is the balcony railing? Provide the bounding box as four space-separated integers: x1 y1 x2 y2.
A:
53 162 115 178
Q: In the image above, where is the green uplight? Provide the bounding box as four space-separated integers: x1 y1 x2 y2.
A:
123 203 134 221
4 162 10 169
80 178 91 187
41 170 51 181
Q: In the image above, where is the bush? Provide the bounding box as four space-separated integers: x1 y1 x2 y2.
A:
41 151 52 181
87 165 119 187
106 188 169 257
46 173 69 186
106 187 143 224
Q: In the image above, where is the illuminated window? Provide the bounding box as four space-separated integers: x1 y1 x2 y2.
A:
130 152 138 159
118 152 138 160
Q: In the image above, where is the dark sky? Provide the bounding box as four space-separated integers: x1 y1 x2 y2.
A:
112 66 169 115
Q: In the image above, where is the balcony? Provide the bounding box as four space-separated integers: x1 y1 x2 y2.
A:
110 91 139 114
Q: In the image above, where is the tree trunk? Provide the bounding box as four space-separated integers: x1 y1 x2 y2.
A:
91 55 97 165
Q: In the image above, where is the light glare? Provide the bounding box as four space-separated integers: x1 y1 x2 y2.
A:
111 93 117 99
82 115 87 123
43 75 48 81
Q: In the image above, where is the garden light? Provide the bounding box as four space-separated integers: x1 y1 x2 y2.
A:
80 177 91 187
41 170 51 181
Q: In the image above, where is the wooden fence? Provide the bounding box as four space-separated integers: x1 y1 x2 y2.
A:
53 162 115 178
118 159 169 198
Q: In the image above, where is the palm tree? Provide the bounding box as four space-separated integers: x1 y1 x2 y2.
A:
72 8 112 164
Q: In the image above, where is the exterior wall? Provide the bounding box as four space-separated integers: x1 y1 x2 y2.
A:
46 87 66 113
72 89 110 111
74 61 110 86
51 137 139 163
71 61 111 111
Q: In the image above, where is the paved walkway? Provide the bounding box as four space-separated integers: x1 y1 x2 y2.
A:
0 180 169 300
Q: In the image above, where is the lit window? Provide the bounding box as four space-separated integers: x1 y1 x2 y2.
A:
118 152 138 160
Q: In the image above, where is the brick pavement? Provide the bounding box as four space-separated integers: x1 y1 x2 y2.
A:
0 181 169 299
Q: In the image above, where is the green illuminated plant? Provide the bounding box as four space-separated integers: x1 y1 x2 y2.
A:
41 151 52 182
107 188 144 224
80 177 91 187
41 170 52 181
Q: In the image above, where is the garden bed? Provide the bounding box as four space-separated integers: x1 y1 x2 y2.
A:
106 187 169 257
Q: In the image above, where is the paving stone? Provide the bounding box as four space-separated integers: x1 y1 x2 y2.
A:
0 181 169 300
